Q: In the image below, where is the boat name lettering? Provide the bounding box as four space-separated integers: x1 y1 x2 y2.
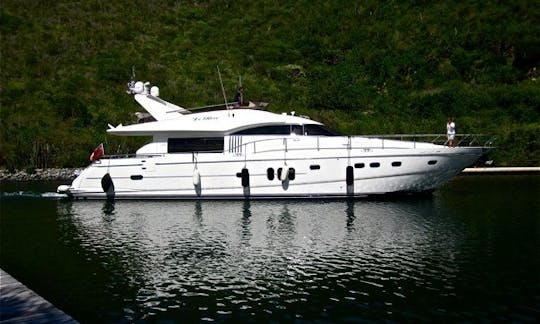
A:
193 116 218 121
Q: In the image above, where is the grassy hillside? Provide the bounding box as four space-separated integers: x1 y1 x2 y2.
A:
1 0 539 168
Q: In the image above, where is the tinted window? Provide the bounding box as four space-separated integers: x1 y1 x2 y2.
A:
233 125 290 135
354 163 365 168
392 161 402 167
168 137 224 153
291 125 303 135
304 124 340 136
267 168 275 180
232 124 339 136
370 162 380 168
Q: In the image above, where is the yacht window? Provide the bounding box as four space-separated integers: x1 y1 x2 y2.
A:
428 160 438 165
232 125 290 135
304 124 340 136
310 165 321 170
291 125 303 135
267 168 275 180
370 162 380 168
354 163 365 168
392 161 402 167
168 137 224 153
232 124 339 136
289 168 296 180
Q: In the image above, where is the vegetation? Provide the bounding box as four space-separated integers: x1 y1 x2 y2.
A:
1 0 539 168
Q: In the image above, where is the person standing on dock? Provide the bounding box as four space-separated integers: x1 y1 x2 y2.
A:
447 117 456 147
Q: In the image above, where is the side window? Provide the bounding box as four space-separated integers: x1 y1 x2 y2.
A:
267 168 275 180
291 125 303 135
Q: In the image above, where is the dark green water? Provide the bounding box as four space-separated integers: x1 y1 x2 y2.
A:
1 176 539 322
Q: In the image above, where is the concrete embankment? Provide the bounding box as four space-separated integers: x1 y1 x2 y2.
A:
0 168 81 181
462 167 540 174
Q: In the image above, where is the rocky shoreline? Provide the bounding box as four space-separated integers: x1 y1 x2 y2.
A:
0 168 82 181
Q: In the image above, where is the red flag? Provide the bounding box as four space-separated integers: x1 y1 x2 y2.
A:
90 143 104 161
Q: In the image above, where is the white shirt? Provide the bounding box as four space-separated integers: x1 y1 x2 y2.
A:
447 122 455 135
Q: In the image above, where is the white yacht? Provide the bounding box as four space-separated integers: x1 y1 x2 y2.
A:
58 80 489 199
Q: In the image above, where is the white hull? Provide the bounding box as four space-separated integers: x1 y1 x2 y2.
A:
65 139 484 199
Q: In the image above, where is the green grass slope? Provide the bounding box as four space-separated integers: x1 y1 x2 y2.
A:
1 0 539 168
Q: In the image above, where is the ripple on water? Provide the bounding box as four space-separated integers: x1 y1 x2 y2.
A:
45 195 539 322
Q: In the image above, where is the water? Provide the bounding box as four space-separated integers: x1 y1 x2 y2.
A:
1 176 539 322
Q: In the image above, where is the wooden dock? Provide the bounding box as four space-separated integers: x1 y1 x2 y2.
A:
462 167 540 174
0 269 77 323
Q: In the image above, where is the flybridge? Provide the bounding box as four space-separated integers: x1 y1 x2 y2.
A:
106 79 323 136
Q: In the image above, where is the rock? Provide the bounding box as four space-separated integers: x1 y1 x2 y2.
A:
0 168 82 181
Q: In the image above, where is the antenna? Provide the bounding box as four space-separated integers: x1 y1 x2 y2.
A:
217 66 230 110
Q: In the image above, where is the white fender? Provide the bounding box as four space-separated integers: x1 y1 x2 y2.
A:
57 185 70 194
280 165 290 182
193 169 201 186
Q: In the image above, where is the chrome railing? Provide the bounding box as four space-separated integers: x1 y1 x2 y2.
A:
363 134 496 148
94 134 495 162
230 134 495 155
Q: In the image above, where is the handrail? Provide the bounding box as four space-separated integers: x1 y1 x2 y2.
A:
228 134 495 155
96 134 494 162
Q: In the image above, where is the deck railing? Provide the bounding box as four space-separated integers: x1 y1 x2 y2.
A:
363 134 495 148
96 134 494 161
230 134 495 155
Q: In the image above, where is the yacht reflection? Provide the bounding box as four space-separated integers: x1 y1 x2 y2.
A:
239 200 252 243
102 200 116 216
55 198 455 259
55 197 461 303
346 200 355 230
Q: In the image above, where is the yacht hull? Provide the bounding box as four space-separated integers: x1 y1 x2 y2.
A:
62 146 484 199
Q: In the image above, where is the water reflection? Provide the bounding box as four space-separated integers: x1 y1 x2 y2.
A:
55 196 469 321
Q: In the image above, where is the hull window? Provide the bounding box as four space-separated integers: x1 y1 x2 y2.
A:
354 163 365 168
310 165 321 170
267 168 275 180
130 175 143 180
391 161 402 167
428 160 438 165
168 137 224 153
370 162 380 168
288 168 296 180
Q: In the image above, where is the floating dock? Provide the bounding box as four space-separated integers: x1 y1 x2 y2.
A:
0 269 77 323
462 167 540 174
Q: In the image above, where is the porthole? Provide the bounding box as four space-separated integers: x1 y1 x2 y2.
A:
428 160 438 165
277 168 282 180
130 175 143 180
354 163 365 168
289 168 296 180
267 168 275 180
392 161 402 167
310 165 321 170
370 162 380 168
